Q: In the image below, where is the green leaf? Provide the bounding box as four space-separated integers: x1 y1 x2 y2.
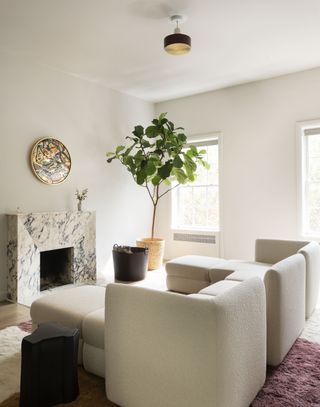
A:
145 126 159 138
158 112 167 122
133 125 144 138
173 155 183 168
136 170 146 185
177 133 187 143
151 175 161 186
158 162 173 179
141 140 151 148
187 173 196 182
199 149 207 155
184 154 197 172
167 121 174 131
106 152 114 157
145 161 157 176
172 168 188 184
189 145 198 156
116 145 125 154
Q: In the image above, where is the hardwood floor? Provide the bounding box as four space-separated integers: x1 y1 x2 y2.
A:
0 301 30 330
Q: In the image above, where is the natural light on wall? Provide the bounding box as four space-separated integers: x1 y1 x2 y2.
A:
172 138 219 232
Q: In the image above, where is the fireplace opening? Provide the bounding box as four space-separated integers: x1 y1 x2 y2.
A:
40 247 73 291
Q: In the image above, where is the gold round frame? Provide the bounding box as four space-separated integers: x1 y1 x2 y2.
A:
30 138 72 185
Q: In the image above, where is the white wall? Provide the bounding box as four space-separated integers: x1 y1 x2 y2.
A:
155 68 320 261
0 52 154 300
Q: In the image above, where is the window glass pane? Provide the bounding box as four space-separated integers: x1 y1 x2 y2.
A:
172 138 219 231
306 182 320 209
308 135 320 157
207 186 219 227
208 145 219 185
193 187 207 227
308 158 320 182
307 206 320 233
303 132 320 235
178 187 193 227
193 147 208 186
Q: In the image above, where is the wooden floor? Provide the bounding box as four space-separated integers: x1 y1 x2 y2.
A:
0 301 30 330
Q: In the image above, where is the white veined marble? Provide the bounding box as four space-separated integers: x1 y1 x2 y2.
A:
7 211 96 306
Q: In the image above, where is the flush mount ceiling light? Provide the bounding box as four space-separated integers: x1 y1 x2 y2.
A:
164 15 191 55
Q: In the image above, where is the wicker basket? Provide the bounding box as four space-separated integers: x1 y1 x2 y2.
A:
136 238 165 270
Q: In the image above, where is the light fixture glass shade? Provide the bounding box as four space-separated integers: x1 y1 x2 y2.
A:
164 33 191 55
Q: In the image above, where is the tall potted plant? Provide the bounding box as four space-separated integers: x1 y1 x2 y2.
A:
106 113 209 270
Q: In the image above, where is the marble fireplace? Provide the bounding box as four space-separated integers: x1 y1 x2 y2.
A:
7 211 96 306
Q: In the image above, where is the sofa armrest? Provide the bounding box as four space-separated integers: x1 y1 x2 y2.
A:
265 253 305 366
105 279 266 407
255 238 308 264
298 241 320 318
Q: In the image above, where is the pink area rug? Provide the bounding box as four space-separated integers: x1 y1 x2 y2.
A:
252 338 320 406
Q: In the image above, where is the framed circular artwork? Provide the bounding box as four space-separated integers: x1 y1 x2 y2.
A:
30 138 72 185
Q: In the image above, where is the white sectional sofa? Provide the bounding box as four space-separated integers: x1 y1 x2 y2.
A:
29 238 320 406
30 278 267 407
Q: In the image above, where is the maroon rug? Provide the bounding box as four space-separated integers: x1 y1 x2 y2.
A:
16 322 320 406
252 338 320 406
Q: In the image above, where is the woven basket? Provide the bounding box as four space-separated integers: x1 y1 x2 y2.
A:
136 238 165 270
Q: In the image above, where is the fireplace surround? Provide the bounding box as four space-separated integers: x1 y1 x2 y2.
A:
7 211 96 306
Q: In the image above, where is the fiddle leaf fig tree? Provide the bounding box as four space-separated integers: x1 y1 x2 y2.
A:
106 113 209 238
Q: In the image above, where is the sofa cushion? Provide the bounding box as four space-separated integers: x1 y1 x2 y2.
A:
83 307 105 349
222 262 270 282
198 280 241 296
30 285 106 336
166 275 212 294
166 255 226 281
208 261 270 283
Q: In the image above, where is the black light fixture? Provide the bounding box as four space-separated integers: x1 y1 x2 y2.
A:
164 15 191 55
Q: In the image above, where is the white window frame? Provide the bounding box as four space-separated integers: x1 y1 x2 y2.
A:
297 119 320 239
171 132 223 234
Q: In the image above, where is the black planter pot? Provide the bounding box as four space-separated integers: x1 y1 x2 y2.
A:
112 245 148 282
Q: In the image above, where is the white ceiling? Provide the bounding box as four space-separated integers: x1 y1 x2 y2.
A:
1 0 320 102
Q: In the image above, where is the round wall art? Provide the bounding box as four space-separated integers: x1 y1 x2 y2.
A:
30 138 72 185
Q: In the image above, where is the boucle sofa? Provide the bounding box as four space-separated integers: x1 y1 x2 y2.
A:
31 278 267 407
105 279 266 407
166 239 320 365
166 239 320 319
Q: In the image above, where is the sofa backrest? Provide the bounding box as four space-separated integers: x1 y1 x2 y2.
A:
255 238 309 264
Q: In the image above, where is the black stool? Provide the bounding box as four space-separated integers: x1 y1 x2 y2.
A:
20 322 79 407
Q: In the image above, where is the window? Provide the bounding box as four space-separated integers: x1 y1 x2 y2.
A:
172 138 220 232
300 124 320 236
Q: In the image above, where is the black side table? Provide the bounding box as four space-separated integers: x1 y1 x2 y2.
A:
20 322 79 407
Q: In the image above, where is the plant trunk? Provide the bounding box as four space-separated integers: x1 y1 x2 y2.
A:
151 203 157 239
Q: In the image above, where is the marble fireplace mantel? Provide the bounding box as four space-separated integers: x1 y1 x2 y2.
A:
7 211 96 306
